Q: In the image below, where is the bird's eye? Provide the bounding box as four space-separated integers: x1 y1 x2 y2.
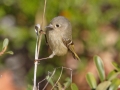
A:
55 24 60 27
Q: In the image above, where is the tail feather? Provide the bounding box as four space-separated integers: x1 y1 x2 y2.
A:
72 52 81 61
68 44 80 61
62 38 80 61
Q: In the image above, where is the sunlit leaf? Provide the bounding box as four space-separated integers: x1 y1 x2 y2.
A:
71 83 79 90
96 81 111 90
86 72 97 89
2 38 9 49
107 70 120 81
112 62 120 72
94 55 105 82
109 79 120 90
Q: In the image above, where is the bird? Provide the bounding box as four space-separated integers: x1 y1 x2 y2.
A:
36 16 80 61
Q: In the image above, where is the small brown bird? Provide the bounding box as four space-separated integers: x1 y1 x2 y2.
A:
37 16 80 61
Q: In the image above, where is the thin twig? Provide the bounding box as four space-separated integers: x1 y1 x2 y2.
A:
37 66 73 90
62 67 73 83
56 66 73 82
42 69 56 90
41 0 47 30
33 0 47 90
38 77 46 90
0 47 7 56
37 71 52 90
33 27 40 90
51 67 64 90
37 0 47 55
38 70 56 90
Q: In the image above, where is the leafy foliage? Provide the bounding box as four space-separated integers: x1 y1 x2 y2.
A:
71 83 79 90
0 38 13 56
86 55 120 90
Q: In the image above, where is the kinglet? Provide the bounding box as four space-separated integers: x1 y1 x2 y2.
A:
37 16 80 61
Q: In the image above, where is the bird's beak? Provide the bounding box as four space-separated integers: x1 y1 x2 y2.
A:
46 24 53 29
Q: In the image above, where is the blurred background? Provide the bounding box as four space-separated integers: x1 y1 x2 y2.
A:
0 0 120 90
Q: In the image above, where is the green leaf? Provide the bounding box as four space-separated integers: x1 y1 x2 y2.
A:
71 83 79 90
46 75 54 86
6 51 14 55
112 62 120 71
94 55 105 82
107 70 120 81
96 81 111 90
86 72 97 89
2 38 9 49
109 79 120 90
64 77 71 89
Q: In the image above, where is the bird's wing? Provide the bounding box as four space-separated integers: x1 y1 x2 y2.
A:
62 38 80 61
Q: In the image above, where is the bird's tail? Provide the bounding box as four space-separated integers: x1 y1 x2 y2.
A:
68 44 80 61
72 51 80 61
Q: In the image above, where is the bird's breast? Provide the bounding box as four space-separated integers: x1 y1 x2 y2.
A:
46 31 68 56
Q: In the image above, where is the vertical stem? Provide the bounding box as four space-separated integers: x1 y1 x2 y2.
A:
33 0 47 89
33 61 38 90
37 0 47 54
33 36 39 90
